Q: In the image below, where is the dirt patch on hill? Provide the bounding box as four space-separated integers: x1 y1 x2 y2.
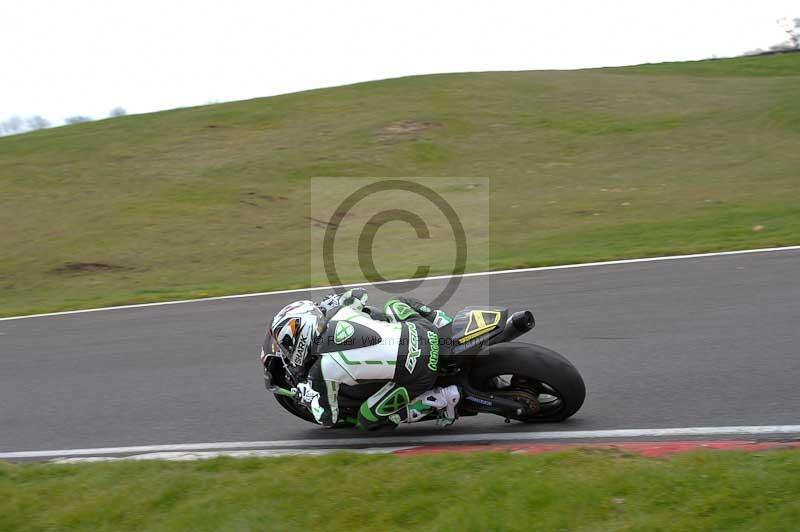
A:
51 262 127 274
378 120 442 140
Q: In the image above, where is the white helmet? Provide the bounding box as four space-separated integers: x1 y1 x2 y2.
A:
270 300 325 367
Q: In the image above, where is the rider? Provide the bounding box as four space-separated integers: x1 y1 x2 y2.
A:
262 289 461 430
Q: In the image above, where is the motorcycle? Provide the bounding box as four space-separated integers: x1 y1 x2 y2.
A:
262 305 586 426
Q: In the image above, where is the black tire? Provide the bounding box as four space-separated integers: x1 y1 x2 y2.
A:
469 342 586 422
274 394 318 424
273 392 361 428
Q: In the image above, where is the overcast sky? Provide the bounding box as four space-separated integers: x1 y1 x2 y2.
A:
1 0 797 124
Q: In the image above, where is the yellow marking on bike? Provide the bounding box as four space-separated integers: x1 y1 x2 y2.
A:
459 310 502 344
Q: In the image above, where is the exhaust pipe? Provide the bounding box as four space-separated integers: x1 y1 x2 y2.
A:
510 310 535 332
487 310 535 345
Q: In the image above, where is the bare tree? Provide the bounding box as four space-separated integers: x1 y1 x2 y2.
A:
26 115 51 130
110 106 127 117
770 17 800 51
64 115 92 125
8 116 23 132
1 116 24 135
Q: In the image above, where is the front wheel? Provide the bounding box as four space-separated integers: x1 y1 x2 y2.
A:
274 394 317 424
468 342 586 422
273 392 362 428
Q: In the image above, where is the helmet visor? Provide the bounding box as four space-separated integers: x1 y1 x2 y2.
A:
272 317 299 358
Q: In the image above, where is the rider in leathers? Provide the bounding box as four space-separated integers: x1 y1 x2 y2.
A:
263 289 460 430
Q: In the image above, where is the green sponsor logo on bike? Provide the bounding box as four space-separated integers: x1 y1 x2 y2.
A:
405 322 420 374
334 321 355 344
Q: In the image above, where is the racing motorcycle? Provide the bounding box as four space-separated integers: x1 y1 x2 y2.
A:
262 305 586 426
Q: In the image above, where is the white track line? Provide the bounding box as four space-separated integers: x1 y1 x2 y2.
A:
2 245 799 322
52 447 417 463
3 425 800 460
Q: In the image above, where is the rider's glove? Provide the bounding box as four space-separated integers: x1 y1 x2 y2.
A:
295 382 319 407
339 288 368 312
317 293 340 315
295 381 325 422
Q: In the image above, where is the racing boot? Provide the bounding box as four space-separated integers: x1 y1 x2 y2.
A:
406 385 461 426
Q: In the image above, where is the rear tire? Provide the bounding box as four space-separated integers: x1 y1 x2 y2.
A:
469 342 586 422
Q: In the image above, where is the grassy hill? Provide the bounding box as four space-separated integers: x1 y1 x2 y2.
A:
1 53 799 317
4 449 800 531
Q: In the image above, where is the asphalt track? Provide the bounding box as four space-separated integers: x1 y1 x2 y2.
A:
1 248 799 454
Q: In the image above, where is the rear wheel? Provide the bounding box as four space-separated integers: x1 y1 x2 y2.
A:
468 342 585 422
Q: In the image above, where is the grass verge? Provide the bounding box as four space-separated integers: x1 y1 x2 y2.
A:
1 53 799 316
3 449 800 531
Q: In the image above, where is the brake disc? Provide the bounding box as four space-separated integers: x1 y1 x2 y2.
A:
495 387 540 416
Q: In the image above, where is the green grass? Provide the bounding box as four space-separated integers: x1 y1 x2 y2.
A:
2 53 799 317
3 449 800 531
610 50 800 76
